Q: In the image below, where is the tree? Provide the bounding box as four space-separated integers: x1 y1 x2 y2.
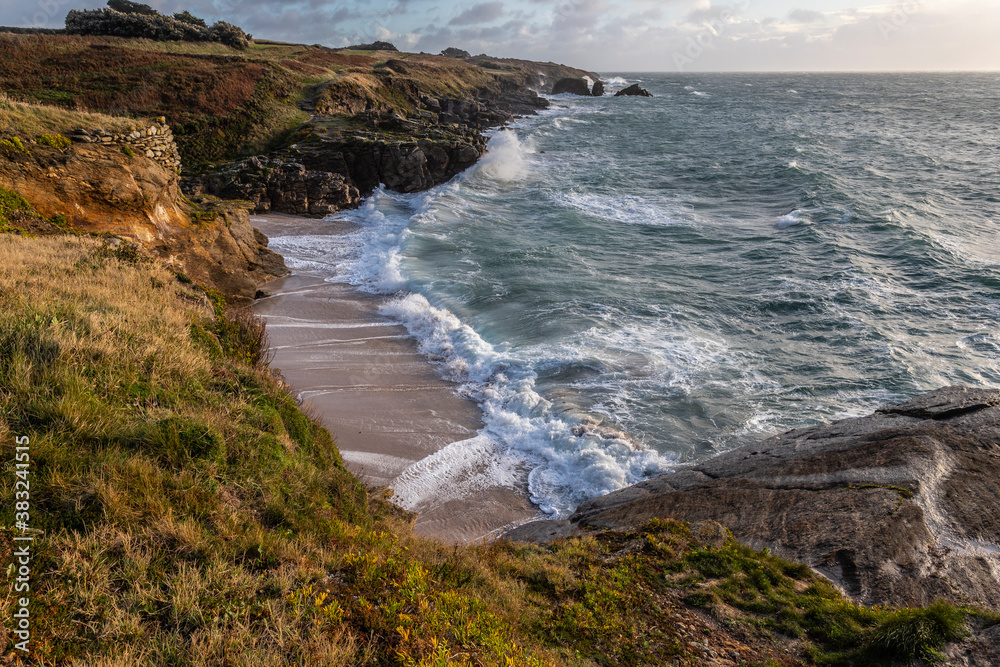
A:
173 10 207 27
107 0 158 15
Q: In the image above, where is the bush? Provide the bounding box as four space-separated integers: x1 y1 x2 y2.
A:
0 136 28 154
173 10 206 27
36 133 71 149
107 0 157 15
0 187 32 224
441 47 470 58
346 41 397 51
65 7 252 50
207 21 252 50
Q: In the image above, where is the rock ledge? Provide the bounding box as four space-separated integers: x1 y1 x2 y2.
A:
507 387 1000 616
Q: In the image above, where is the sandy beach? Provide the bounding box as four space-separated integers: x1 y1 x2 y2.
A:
251 214 540 543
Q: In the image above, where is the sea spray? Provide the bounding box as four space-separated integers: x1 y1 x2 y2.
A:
474 130 532 182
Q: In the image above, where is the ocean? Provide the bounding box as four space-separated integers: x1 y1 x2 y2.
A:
266 73 1000 518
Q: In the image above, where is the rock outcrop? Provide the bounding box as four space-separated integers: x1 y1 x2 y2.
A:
0 140 285 301
188 75 535 216
507 387 1000 616
591 80 605 97
615 84 653 97
189 156 361 217
552 77 592 96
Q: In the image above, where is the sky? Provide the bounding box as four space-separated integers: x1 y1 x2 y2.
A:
5 0 1000 71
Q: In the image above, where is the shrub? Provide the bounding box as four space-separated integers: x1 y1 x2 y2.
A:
173 10 206 27
0 136 28 154
346 41 398 51
207 21 252 50
441 47 470 58
0 186 32 225
36 133 71 149
121 144 135 158
65 7 252 50
107 0 157 15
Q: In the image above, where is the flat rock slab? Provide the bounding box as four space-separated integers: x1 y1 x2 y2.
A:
506 387 1000 614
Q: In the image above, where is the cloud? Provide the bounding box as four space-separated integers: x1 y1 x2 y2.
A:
685 2 747 26
788 9 825 24
3 0 1000 72
448 1 504 26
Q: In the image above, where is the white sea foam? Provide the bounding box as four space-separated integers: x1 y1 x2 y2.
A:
777 206 853 229
381 293 675 516
280 131 680 516
390 435 527 510
474 130 531 182
777 211 806 229
553 191 691 227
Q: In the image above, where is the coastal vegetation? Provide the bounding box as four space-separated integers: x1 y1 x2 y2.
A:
0 31 485 168
0 18 994 665
0 231 991 665
66 2 252 50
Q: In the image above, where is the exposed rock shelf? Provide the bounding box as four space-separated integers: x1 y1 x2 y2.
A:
507 387 1000 616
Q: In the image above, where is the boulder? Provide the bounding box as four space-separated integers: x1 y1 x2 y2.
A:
615 84 653 97
506 387 1000 615
552 77 591 96
591 80 605 97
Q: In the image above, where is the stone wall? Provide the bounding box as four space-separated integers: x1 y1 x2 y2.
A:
69 118 181 171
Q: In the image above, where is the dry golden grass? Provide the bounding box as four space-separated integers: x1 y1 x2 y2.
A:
0 92 148 136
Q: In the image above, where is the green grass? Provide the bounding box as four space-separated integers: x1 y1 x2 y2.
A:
0 235 982 665
0 187 32 225
664 530 971 665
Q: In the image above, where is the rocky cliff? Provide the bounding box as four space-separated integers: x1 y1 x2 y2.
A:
0 137 286 301
184 53 595 216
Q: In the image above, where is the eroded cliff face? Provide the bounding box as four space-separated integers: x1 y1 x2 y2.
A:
0 141 286 301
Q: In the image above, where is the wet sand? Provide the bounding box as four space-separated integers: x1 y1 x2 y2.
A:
252 214 540 543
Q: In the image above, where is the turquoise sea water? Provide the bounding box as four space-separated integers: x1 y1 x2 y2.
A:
268 73 1000 517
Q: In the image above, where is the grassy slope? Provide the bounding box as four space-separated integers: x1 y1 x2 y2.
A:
0 34 525 170
0 93 148 136
0 234 988 666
